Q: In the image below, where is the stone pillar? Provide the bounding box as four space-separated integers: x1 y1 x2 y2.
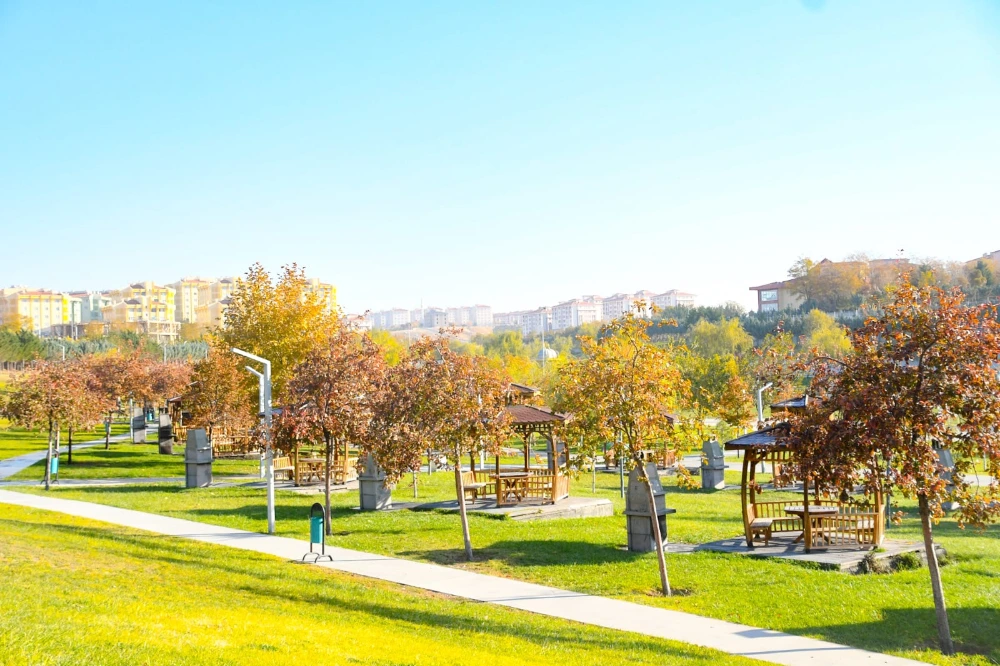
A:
359 454 392 511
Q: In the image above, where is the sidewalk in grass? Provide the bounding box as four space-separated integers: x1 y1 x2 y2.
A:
0 476 257 488
0 490 922 666
0 435 130 480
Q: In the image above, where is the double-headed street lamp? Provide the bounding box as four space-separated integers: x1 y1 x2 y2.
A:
232 347 275 535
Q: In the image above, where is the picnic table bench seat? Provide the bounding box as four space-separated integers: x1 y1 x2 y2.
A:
273 456 293 481
461 471 489 500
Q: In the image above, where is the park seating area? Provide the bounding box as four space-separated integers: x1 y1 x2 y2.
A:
726 423 887 553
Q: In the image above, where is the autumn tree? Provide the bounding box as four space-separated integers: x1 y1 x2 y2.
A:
142 361 192 410
280 326 385 532
555 305 687 595
783 281 1000 655
87 351 151 448
369 335 512 560
801 309 850 357
183 344 255 440
217 263 336 398
2 361 101 489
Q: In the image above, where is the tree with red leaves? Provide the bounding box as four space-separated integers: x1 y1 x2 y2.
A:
280 326 385 533
783 280 1000 655
2 360 101 489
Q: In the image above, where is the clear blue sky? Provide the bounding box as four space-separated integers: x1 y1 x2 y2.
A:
1 1 998 313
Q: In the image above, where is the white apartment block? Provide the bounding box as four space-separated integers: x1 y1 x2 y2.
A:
651 289 696 309
602 292 636 320
446 307 469 325
551 297 603 331
520 307 552 336
470 305 492 327
68 291 112 323
492 311 525 328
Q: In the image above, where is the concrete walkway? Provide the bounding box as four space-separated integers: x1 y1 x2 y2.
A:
0 435 129 480
0 490 922 666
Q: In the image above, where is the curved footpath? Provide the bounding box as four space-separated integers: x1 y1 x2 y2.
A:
0 435 130 480
0 489 924 666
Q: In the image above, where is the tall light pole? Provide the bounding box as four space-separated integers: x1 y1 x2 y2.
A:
232 347 275 535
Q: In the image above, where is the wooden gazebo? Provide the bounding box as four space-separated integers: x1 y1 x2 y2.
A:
725 423 885 552
464 384 570 506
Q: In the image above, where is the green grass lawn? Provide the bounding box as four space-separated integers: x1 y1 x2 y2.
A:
6 442 259 480
0 423 128 462
15 470 999 665
0 504 760 666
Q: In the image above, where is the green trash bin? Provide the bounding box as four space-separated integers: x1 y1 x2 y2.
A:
303 503 332 563
310 514 323 545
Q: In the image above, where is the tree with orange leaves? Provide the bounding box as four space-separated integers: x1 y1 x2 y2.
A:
783 280 1000 655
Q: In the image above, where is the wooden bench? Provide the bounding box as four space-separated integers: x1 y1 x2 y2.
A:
462 471 489 500
746 503 774 546
273 456 293 481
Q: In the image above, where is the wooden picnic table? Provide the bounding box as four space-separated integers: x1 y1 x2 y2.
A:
299 457 325 484
495 471 531 505
784 505 838 545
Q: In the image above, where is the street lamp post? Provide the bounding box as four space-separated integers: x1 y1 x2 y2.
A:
232 347 275 535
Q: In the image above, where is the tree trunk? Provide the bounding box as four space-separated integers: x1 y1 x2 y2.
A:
43 427 53 491
919 495 954 655
67 426 73 465
325 436 333 536
453 455 474 561
637 460 671 596
105 412 111 449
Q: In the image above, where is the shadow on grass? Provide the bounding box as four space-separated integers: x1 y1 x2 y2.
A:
401 538 640 567
3 517 703 659
805 607 1000 661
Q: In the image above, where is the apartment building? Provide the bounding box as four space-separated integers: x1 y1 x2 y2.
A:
493 310 525 329
551 297 603 331
169 277 213 323
651 289 696 310
68 291 112 323
423 308 448 328
601 292 636 320
195 298 231 328
0 287 82 336
520 307 552 336
446 307 469 326
305 277 337 312
102 281 179 342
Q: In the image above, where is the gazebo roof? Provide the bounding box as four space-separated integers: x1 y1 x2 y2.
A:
723 423 789 451
505 404 566 425
771 395 809 410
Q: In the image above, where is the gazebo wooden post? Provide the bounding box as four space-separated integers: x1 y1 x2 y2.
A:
523 433 531 472
803 474 812 553
293 441 300 487
740 451 752 546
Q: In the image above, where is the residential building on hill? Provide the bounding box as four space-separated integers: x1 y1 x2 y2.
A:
651 289 696 309
68 291 111 323
521 307 552 336
749 280 804 313
551 297 603 331
169 277 213 323
102 281 179 342
0 287 82 336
